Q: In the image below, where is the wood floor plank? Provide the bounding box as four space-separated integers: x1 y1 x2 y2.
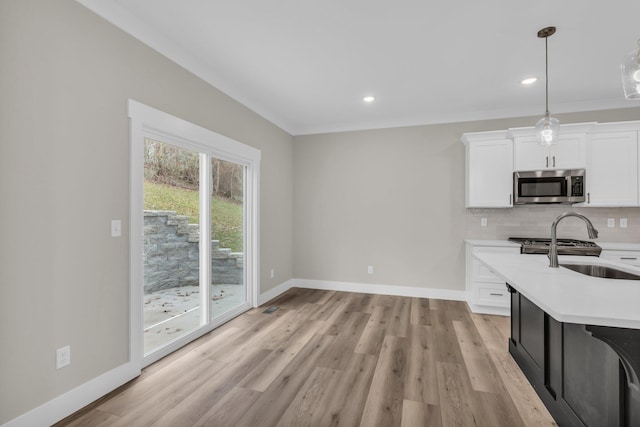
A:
436 361 478 427
354 304 391 355
275 366 338 427
192 386 262 427
388 296 411 338
359 335 408 427
452 319 502 393
410 297 432 326
277 351 378 427
149 347 272 427
234 334 337 427
97 353 223 417
238 319 323 391
404 324 439 405
470 313 557 427
401 400 442 427
101 358 227 426
62 409 120 427
316 311 370 370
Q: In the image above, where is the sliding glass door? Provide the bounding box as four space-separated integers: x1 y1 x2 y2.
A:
129 100 260 367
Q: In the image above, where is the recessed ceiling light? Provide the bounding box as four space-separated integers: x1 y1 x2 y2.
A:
521 77 537 85
363 96 376 103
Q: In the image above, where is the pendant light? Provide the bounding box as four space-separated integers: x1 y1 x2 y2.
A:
621 39 640 100
535 26 559 147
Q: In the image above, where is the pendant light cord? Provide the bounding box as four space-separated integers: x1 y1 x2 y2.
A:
545 36 549 115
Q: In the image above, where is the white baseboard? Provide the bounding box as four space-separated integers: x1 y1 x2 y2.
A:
2 361 139 427
467 302 510 316
257 279 295 306
293 278 468 301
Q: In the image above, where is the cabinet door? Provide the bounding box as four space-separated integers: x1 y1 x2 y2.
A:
550 133 587 169
466 139 513 207
514 137 548 170
586 131 638 206
514 134 587 171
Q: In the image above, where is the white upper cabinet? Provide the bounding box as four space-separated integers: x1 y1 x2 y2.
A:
510 124 593 171
462 131 513 208
584 123 640 207
462 121 640 209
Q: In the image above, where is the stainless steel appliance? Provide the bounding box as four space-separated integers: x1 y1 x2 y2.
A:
513 169 585 204
508 237 602 257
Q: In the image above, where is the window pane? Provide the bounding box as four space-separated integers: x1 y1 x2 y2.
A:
210 157 245 319
143 138 201 355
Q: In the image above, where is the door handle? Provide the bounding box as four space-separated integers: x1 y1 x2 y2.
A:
587 192 591 204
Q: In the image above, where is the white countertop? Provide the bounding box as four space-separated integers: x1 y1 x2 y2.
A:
598 242 640 251
464 239 521 248
474 252 640 329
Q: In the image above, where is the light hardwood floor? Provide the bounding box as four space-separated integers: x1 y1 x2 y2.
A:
55 288 557 427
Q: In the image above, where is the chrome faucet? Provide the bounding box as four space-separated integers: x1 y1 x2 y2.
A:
549 212 599 268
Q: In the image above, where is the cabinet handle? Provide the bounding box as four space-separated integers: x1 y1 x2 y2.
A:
552 156 556 167
546 156 549 168
509 194 512 205
587 192 590 204
490 293 504 296
621 257 638 260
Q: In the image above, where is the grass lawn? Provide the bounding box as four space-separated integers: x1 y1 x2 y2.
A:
144 180 243 252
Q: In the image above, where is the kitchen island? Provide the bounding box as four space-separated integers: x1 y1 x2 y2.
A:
475 252 640 427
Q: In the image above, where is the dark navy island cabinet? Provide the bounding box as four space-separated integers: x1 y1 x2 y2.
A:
507 284 640 427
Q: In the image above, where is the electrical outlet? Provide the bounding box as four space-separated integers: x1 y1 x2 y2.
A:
56 345 70 370
620 218 628 228
607 218 615 228
367 266 374 274
111 219 121 237
480 218 487 227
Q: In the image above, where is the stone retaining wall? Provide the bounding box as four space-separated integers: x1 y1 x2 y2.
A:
144 210 243 292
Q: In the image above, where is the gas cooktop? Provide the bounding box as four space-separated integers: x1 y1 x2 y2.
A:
508 237 602 257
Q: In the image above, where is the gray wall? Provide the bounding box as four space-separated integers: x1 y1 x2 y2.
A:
0 0 293 423
293 108 640 290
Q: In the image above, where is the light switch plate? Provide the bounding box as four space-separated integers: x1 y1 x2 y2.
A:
607 218 615 228
111 220 122 237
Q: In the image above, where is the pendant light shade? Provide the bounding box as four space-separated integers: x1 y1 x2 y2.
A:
535 26 559 146
621 39 640 100
536 112 560 147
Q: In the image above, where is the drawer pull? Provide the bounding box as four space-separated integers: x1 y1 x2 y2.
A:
621 257 638 260
490 293 504 296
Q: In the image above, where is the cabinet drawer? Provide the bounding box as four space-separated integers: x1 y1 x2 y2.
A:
478 286 510 306
600 251 640 267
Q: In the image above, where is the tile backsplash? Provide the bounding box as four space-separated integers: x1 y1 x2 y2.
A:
466 206 640 243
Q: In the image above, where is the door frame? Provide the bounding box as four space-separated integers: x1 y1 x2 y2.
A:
128 99 260 368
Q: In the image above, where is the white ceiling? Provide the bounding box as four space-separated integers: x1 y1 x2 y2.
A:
78 0 640 135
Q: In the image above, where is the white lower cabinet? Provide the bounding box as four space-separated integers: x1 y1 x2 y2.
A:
466 242 519 316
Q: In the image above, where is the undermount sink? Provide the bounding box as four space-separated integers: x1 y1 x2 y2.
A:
560 263 640 280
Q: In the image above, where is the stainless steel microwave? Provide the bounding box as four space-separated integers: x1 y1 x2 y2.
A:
513 169 585 204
